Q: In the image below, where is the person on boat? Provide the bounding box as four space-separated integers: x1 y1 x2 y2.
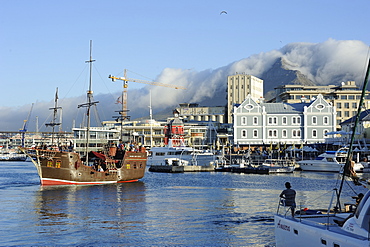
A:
118 139 124 150
280 182 296 217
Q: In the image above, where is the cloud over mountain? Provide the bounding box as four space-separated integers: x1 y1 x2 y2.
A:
2 39 369 132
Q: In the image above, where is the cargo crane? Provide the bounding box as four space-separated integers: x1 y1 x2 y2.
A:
108 69 186 120
109 69 186 143
20 103 34 147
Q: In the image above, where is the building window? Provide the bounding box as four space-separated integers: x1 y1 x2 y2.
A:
268 130 273 137
242 130 247 138
268 117 273 125
337 111 342 117
312 129 317 138
282 129 287 138
352 102 357 108
348 95 355 100
242 117 247 125
312 116 317 125
341 95 347 100
268 117 277 125
282 117 287 125
292 129 301 138
292 117 300 125
273 130 277 137
344 103 350 109
345 111 350 117
253 129 258 138
324 129 329 135
292 130 297 137
324 116 329 125
253 117 258 125
337 103 342 109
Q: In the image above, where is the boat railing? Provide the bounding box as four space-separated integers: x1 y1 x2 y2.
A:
277 189 341 228
276 199 294 217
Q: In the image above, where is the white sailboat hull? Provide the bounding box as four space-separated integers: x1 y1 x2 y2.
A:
298 161 343 172
274 214 369 247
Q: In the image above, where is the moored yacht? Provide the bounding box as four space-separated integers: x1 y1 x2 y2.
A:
148 139 216 172
298 148 364 172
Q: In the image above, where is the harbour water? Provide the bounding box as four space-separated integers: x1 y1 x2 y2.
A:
0 161 367 246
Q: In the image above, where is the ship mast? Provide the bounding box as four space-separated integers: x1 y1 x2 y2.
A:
78 40 99 164
45 87 61 146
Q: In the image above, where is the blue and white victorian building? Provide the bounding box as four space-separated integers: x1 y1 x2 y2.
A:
233 94 336 146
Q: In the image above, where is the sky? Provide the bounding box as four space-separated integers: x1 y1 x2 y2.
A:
1 0 370 131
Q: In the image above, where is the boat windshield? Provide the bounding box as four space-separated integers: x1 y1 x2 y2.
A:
355 191 370 219
355 191 370 232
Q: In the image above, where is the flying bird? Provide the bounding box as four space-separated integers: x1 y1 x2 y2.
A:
220 11 227 15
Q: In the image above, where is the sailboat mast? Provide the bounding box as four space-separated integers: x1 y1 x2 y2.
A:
149 90 153 148
337 58 370 209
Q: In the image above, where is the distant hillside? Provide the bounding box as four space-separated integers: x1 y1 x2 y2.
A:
145 57 318 120
261 57 316 101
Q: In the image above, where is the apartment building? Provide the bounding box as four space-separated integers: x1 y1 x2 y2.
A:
177 103 225 123
227 73 264 123
275 81 370 129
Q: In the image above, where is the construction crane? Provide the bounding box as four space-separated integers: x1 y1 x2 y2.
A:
20 103 34 147
108 69 186 120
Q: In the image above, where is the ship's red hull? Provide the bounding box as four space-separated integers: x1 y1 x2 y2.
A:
41 178 139 186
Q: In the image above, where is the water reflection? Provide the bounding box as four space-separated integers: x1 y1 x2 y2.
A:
33 182 148 244
1 162 368 246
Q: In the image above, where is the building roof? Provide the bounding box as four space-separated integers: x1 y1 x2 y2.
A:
341 109 370 125
260 102 310 114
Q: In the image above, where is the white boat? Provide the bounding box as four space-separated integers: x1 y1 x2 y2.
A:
262 159 296 173
274 190 370 246
298 148 364 172
274 57 370 247
0 150 27 161
148 139 216 171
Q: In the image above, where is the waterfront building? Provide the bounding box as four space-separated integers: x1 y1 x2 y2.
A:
274 81 370 129
233 94 336 146
73 116 229 153
327 109 370 148
227 73 264 123
177 103 225 123
0 131 72 149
